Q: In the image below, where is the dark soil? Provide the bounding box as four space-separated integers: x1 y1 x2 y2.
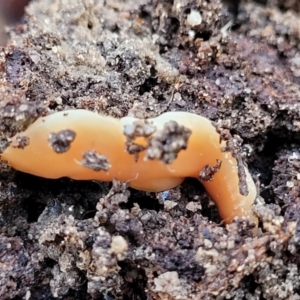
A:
1 0 300 299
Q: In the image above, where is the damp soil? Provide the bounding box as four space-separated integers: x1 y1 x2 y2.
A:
1 0 300 299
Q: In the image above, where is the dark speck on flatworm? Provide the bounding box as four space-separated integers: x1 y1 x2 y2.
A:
48 129 76 153
199 159 222 181
81 150 111 171
12 135 30 149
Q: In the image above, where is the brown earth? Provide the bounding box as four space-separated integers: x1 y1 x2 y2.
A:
1 0 300 299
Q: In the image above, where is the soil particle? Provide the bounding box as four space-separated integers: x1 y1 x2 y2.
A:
236 154 249 196
48 129 76 154
153 271 182 297
123 119 156 160
123 118 191 164
0 235 34 299
146 121 191 164
199 159 222 181
11 135 29 149
0 86 48 140
217 126 249 195
81 150 111 172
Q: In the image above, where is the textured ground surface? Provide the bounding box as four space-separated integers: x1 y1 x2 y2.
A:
1 0 300 299
0 0 30 46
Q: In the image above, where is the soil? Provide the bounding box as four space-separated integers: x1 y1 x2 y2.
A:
1 0 300 299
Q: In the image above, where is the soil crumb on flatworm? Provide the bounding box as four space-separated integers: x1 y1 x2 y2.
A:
81 150 111 171
199 159 222 181
12 135 30 149
146 121 191 164
123 120 156 160
48 129 76 153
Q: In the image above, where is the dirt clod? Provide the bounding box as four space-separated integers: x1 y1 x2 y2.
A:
199 159 222 181
48 129 76 154
146 121 191 164
11 135 29 149
81 150 111 172
123 120 156 160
